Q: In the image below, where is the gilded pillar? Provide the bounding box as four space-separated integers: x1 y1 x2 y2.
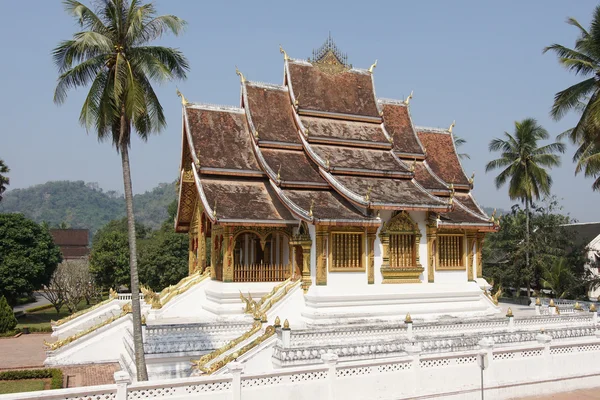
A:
301 244 312 293
222 226 234 282
367 228 377 284
467 233 476 281
476 233 485 278
289 243 294 279
188 235 196 275
316 226 327 286
210 227 217 280
426 222 437 283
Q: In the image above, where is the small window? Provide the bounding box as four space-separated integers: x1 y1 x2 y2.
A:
389 233 416 268
330 232 364 271
438 235 464 268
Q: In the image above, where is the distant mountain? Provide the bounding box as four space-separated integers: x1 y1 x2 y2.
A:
0 180 176 234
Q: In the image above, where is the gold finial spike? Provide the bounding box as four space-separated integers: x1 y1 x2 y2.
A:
276 165 281 181
283 319 290 329
254 129 259 139
590 303 597 312
410 158 417 172
535 297 541 306
279 45 290 61
308 199 315 217
235 65 246 83
469 172 475 185
404 90 413 105
404 312 413 324
448 120 456 133
294 95 299 109
549 298 555 307
274 316 281 326
260 313 267 323
325 154 330 170
176 88 188 106
212 200 217 218
506 307 513 318
368 59 378 73
365 186 373 203
574 302 582 311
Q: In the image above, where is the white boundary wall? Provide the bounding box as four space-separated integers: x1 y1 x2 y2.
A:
5 335 600 400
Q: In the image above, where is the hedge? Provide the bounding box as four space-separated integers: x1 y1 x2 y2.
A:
0 368 63 389
25 304 55 313
0 326 53 338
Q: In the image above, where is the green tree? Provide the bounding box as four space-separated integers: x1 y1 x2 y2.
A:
541 258 576 299
544 7 600 191
0 296 17 334
53 0 189 380
0 159 9 202
89 218 150 290
0 214 62 306
485 119 565 293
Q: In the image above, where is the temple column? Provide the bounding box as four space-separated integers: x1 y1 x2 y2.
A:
223 226 234 282
426 222 437 283
188 235 196 275
367 228 377 284
301 243 312 292
198 216 206 274
210 228 217 280
289 243 295 279
467 232 476 281
316 226 327 286
476 233 485 278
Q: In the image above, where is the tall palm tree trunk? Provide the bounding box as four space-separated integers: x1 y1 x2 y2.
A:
120 117 148 381
525 198 531 297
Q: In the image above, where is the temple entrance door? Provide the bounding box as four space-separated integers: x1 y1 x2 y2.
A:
294 245 303 280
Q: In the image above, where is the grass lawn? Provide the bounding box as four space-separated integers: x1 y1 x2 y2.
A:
16 299 107 330
0 379 47 394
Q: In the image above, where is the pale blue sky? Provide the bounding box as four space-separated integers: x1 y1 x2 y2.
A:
0 1 599 221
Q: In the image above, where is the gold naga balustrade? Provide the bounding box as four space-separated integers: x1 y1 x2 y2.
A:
233 263 290 282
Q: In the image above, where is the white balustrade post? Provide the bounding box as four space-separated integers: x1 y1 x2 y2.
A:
114 370 131 400
478 337 494 386
405 343 422 396
282 320 291 348
227 361 244 400
321 352 339 400
537 331 552 379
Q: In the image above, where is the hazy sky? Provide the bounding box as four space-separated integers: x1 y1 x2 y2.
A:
1 1 599 221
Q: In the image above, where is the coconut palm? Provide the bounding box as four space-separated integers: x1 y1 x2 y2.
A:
0 159 9 202
541 257 575 299
53 0 189 380
543 7 600 191
485 118 565 294
454 135 470 160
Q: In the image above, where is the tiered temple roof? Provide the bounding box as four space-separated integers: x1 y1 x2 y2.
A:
175 38 496 232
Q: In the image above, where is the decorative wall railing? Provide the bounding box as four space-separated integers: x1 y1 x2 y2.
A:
233 263 290 282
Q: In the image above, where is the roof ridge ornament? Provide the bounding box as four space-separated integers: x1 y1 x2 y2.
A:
365 186 373 203
449 120 456 133
368 59 378 73
279 45 290 61
212 200 218 219
469 172 475 185
176 88 188 106
235 66 246 83
404 91 413 105
309 33 351 74
410 158 417 172
308 199 315 217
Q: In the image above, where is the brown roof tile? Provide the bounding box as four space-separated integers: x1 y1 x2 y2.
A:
311 144 408 174
288 62 380 118
414 162 448 191
60 247 90 259
331 175 447 208
200 177 294 222
50 229 89 246
186 108 261 172
245 84 301 144
282 189 371 221
260 149 325 184
417 131 470 186
440 202 490 225
301 116 387 143
454 194 488 219
381 103 424 155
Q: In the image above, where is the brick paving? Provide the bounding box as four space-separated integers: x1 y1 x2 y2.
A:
61 363 120 387
0 333 50 369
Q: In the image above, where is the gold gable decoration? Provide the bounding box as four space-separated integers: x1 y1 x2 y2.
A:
379 211 424 284
309 33 352 75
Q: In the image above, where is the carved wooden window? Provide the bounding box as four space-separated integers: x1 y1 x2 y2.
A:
389 234 416 268
438 235 464 269
330 231 364 272
379 211 423 284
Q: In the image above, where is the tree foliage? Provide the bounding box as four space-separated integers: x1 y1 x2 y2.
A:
544 6 600 191
0 214 62 306
41 259 100 314
0 159 9 202
0 296 17 334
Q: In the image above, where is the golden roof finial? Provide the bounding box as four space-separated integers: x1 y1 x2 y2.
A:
405 313 412 324
325 154 330 170
283 319 290 329
404 90 413 105
212 200 217 218
365 186 373 202
176 88 188 106
235 65 246 83
279 45 290 61
469 172 475 185
368 59 378 73
254 129 259 139
294 95 299 110
490 208 497 222
449 120 456 133
410 158 417 172
276 165 281 181
309 199 315 217
506 307 513 317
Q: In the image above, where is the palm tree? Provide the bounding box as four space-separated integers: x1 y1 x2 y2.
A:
0 159 9 202
543 7 600 191
541 257 574 299
485 118 565 294
454 135 470 160
53 0 189 381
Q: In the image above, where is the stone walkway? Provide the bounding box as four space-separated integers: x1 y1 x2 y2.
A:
61 363 120 387
0 333 50 369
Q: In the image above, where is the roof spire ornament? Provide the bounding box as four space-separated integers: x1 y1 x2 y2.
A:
448 183 455 205
410 158 417 172
279 45 290 61
235 66 246 83
404 91 413 105
310 33 351 74
176 88 188 106
368 59 378 73
469 172 475 185
213 200 218 218
448 120 456 133
308 199 315 217
276 165 281 181
365 186 373 202
325 154 330 170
